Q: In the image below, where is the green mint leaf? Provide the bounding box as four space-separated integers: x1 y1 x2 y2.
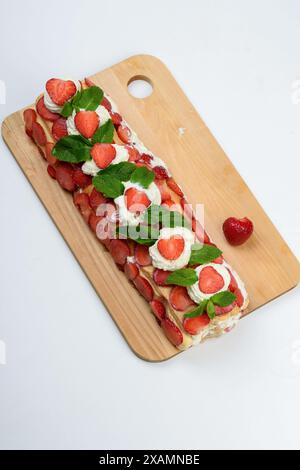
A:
61 101 73 118
130 166 155 188
211 290 237 307
189 244 222 265
207 300 216 319
73 86 103 111
92 174 124 198
183 300 208 319
133 238 156 246
99 162 136 181
52 135 92 163
166 268 198 287
117 224 159 243
143 204 190 229
92 119 114 144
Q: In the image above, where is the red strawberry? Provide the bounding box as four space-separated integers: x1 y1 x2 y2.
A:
233 287 244 308
73 167 92 188
23 108 37 136
52 118 68 140
157 235 185 260
45 142 57 166
139 153 153 164
46 78 77 106
88 212 103 233
125 187 151 214
192 218 210 244
89 187 108 211
117 125 131 143
91 143 116 169
37 146 45 159
153 268 171 286
169 286 196 311
84 77 95 87
74 111 99 139
198 266 224 294
56 163 76 192
32 122 47 146
161 317 183 347
166 177 183 197
73 192 92 222
101 96 112 112
161 199 181 211
36 96 60 122
223 217 254 246
111 112 122 126
124 262 139 281
126 145 140 162
183 313 210 335
47 165 56 179
228 269 238 292
133 275 154 301
109 239 130 266
153 166 168 180
155 180 171 202
150 299 166 321
215 303 236 316
135 244 151 266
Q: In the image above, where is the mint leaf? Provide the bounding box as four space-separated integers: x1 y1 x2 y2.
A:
52 135 92 163
99 162 136 181
92 174 124 198
143 204 191 229
92 120 114 144
61 101 73 118
166 268 198 287
207 300 216 319
130 166 155 188
73 86 103 111
183 300 208 319
211 291 236 307
117 224 159 243
189 244 222 265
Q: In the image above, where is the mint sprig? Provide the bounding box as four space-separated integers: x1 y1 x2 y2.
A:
92 174 124 198
99 162 136 181
52 135 92 163
130 166 155 189
183 300 208 318
210 291 236 307
166 268 198 287
183 290 237 321
189 244 222 265
61 86 104 117
143 205 191 229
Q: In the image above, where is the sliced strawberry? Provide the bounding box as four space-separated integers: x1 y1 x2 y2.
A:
192 219 210 244
155 180 171 202
91 143 116 169
198 266 224 294
36 96 60 122
73 192 92 222
117 125 131 143
135 244 151 266
153 268 171 286
153 166 168 180
37 146 45 159
74 110 99 139
157 235 185 260
23 108 37 135
25 128 34 140
32 122 47 146
73 167 92 188
169 286 196 311
215 303 236 316
46 78 77 106
47 164 56 179
89 187 108 211
88 212 103 233
45 142 57 165
56 163 76 192
233 287 244 308
109 239 130 266
161 317 183 347
228 269 238 292
139 153 153 164
124 261 139 281
101 96 112 112
166 177 183 197
161 199 181 211
133 275 154 302
183 313 210 335
111 112 122 126
126 145 140 162
52 118 68 141
125 187 151 214
84 77 95 87
150 299 166 321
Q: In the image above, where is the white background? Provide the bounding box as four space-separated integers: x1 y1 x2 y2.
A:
0 0 299 451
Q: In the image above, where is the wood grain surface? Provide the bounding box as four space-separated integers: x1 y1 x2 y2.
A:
2 54 300 361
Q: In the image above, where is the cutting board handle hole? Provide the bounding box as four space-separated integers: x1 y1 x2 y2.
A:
127 75 153 99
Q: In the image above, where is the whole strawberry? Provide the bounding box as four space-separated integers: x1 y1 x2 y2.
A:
223 217 254 246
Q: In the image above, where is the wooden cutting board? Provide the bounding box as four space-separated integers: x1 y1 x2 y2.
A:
2 55 300 362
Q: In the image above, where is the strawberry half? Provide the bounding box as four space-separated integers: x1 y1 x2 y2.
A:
135 244 152 266
198 266 225 294
223 217 254 246
91 143 116 169
125 187 151 214
46 78 77 106
183 313 210 335
74 111 99 139
152 268 172 286
157 235 185 260
161 317 183 347
169 286 196 311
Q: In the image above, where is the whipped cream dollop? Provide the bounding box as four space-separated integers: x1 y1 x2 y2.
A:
67 105 111 136
44 79 81 114
149 227 195 271
188 263 231 303
115 181 161 226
